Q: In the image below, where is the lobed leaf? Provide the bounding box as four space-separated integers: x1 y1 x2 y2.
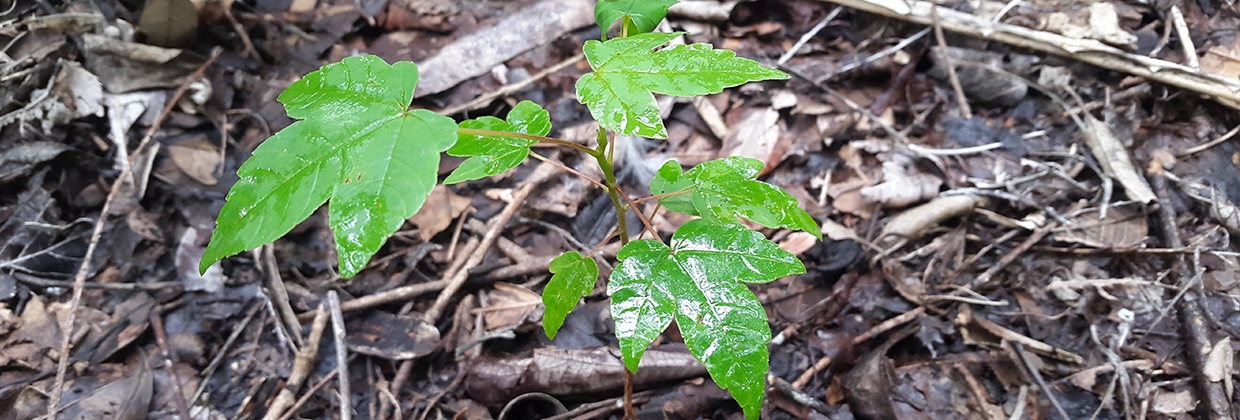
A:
609 219 805 419
594 0 678 39
201 55 457 278
541 251 600 339
575 32 789 139
445 100 550 184
651 157 821 239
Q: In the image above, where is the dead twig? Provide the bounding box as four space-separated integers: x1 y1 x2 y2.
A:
971 222 1055 289
1148 164 1232 420
378 162 560 420
191 302 262 404
1008 341 1073 420
437 53 585 117
264 243 304 348
46 47 222 420
931 7 971 119
327 291 352 420
423 161 559 323
812 0 1240 108
149 312 193 420
1178 124 1240 157
1168 6 1197 69
769 374 835 416
263 304 329 420
277 370 340 420
777 6 842 65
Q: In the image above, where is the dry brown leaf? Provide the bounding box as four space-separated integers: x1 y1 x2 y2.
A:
480 283 543 330
1152 390 1196 415
721 107 781 174
408 185 472 240
827 177 875 219
1053 204 1148 249
859 172 941 208
63 364 153 420
777 231 818 255
126 209 164 243
166 135 221 186
1202 41 1240 79
138 0 199 48
1205 337 1233 396
288 0 317 13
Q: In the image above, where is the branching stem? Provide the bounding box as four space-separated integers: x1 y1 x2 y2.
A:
457 127 599 157
632 189 691 205
528 151 609 191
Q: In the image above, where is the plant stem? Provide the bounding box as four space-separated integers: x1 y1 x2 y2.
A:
631 189 692 205
615 185 658 240
457 127 599 157
529 151 609 191
595 128 637 420
596 128 629 245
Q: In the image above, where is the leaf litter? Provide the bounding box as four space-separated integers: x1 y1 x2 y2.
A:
5 0 1240 418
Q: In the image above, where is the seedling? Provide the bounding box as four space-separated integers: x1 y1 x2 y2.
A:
200 1 818 417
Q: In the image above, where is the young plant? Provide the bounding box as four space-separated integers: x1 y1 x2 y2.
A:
200 1 818 417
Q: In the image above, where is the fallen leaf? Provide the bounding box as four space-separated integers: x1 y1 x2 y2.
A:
126 209 164 243
481 282 542 331
1205 337 1233 384
1152 390 1196 415
166 135 221 186
1202 40 1240 80
721 107 781 174
138 0 199 48
1053 204 1148 249
408 185 472 240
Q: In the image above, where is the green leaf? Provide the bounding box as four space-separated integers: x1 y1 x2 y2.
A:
445 100 549 184
541 251 600 339
595 0 677 39
609 219 805 420
575 32 789 139
651 157 821 239
201 55 457 278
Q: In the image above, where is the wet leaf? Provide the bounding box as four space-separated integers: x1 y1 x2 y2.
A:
575 32 788 138
542 251 599 339
201 55 457 278
595 0 678 39
609 219 805 419
651 157 821 239
445 100 549 184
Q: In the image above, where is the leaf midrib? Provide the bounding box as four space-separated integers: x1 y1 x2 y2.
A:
244 111 404 217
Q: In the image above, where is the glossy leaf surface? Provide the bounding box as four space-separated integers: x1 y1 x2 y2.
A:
651 157 821 239
576 32 788 138
594 0 677 39
445 100 549 184
609 219 805 419
201 55 457 278
542 251 600 339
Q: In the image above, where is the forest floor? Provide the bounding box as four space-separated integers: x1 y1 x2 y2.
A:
4 0 1240 419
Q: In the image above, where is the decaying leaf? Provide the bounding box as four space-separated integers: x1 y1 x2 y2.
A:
482 283 543 331
1044 2 1137 50
346 310 441 359
1082 114 1156 204
1053 204 1148 249
860 172 941 208
408 185 472 241
1204 336 1233 398
138 0 199 48
464 347 705 405
1201 40 1240 80
165 135 221 186
722 107 781 170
